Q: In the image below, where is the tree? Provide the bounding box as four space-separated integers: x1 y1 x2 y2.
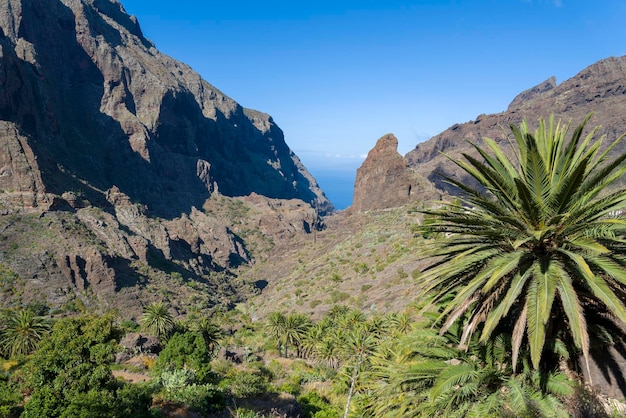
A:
152 331 214 383
341 325 378 418
360 324 572 417
0 308 51 358
419 114 626 373
140 301 174 340
265 312 287 356
20 314 154 417
283 313 312 358
190 317 224 356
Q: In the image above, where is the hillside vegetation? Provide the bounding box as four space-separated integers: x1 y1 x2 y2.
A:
2 116 626 417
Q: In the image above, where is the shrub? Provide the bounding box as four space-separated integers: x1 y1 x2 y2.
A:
158 369 224 414
220 370 267 398
0 377 22 417
297 392 339 418
152 332 214 383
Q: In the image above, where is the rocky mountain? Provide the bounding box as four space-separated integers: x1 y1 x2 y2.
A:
405 55 626 198
0 0 331 315
351 133 440 213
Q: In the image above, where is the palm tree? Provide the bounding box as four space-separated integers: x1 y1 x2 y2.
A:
190 317 223 355
140 302 174 339
341 324 379 418
419 114 626 373
0 308 51 357
283 313 312 358
265 311 287 356
361 325 572 417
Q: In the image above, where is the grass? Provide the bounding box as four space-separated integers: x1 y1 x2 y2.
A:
237 206 429 318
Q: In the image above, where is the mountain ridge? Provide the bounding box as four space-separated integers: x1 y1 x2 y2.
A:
0 0 331 316
404 55 626 198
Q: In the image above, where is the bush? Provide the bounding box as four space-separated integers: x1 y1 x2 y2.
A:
0 377 22 417
156 368 224 414
152 332 213 383
20 314 136 417
297 392 339 418
119 319 140 332
276 382 301 396
220 370 267 398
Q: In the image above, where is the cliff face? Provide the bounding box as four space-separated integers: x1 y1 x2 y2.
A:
0 0 332 216
405 56 626 197
351 134 440 212
0 0 331 315
351 56 626 212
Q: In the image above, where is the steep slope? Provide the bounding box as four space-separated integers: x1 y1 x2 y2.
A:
406 56 626 197
0 0 331 316
0 0 331 216
251 55 626 321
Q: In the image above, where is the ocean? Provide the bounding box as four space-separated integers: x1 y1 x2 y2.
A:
311 169 356 211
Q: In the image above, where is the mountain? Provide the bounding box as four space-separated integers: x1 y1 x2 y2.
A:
0 0 331 316
405 55 626 198
347 57 626 212
247 55 626 318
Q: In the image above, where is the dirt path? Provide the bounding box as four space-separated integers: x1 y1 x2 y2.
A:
112 370 150 383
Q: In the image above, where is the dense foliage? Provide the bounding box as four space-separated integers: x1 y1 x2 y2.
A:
420 114 626 373
0 115 624 416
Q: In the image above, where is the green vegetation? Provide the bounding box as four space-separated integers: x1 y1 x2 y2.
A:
420 114 626 374
0 116 624 416
0 308 51 357
140 302 175 340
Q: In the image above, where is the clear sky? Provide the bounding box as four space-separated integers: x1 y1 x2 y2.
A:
121 0 626 208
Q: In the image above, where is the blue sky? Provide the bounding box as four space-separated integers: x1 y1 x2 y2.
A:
121 0 626 208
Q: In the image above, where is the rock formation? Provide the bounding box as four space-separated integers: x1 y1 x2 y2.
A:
0 0 332 315
351 133 440 212
406 55 626 198
0 0 331 216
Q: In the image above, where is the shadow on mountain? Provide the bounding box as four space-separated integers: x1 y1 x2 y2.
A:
0 0 327 221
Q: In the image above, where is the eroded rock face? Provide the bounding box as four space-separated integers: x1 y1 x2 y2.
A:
0 0 332 315
0 0 331 216
405 56 626 198
351 133 440 212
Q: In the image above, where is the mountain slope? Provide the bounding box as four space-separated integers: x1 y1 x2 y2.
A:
0 0 331 315
405 55 626 196
0 0 331 216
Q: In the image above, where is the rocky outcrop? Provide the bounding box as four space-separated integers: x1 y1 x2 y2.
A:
406 55 626 198
0 0 332 316
507 76 556 110
0 0 331 216
351 134 440 212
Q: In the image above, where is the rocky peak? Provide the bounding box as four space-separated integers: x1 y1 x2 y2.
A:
405 54 626 201
351 134 439 213
507 76 556 110
0 0 333 315
0 0 332 217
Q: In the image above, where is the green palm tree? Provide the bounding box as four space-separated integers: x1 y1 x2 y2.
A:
361 326 572 417
283 313 311 358
419 114 626 373
0 308 52 357
265 311 287 356
140 302 174 339
190 317 223 355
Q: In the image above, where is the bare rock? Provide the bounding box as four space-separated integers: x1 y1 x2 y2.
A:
507 76 557 110
406 55 626 198
119 332 161 355
351 133 440 212
0 0 334 315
